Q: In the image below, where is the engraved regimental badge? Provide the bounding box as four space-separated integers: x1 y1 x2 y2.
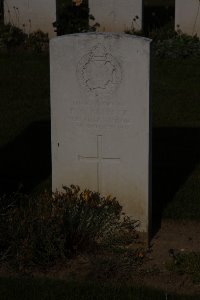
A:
77 44 122 97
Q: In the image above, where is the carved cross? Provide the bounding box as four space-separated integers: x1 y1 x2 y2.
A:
78 135 120 193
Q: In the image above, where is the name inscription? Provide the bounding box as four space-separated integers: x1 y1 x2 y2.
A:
66 102 131 130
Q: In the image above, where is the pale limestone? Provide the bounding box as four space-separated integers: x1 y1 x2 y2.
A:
50 33 151 232
4 0 56 38
89 0 142 32
175 0 200 37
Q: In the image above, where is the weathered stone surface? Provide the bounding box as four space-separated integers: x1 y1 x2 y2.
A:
50 33 151 232
89 0 142 32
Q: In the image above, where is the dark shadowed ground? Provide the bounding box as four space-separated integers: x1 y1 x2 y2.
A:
152 127 200 233
0 120 51 195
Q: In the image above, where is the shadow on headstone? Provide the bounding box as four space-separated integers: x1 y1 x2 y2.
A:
152 127 200 235
0 120 51 195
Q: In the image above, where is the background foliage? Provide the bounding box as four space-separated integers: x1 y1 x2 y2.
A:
54 0 98 35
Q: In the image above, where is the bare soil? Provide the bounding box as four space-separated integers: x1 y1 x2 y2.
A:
133 219 200 295
1 219 200 296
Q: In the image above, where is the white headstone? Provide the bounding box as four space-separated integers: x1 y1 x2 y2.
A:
50 33 151 232
4 0 56 38
175 0 200 37
89 0 143 32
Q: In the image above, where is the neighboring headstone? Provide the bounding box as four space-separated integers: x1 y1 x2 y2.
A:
175 0 200 37
4 0 56 38
89 0 143 32
50 33 151 232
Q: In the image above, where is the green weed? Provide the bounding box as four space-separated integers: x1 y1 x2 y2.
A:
0 186 138 271
167 252 200 284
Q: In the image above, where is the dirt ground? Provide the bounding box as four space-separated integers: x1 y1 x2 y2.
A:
1 219 200 296
134 219 200 295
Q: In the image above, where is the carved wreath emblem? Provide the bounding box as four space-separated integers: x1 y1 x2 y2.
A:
77 44 122 97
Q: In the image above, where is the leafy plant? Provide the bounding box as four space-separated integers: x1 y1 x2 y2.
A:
0 23 26 49
0 23 49 52
126 21 176 40
26 30 49 53
166 251 200 283
0 185 139 271
0 192 63 270
54 0 98 35
126 21 200 59
154 32 200 59
148 22 177 42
